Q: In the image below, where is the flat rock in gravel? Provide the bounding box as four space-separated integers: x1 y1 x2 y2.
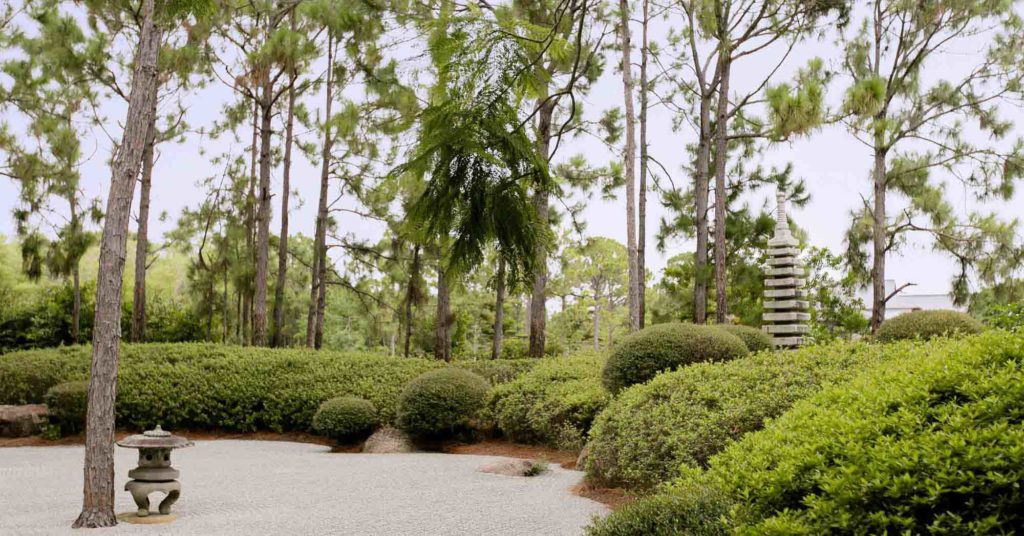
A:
0 404 48 438
362 427 415 453
478 459 540 477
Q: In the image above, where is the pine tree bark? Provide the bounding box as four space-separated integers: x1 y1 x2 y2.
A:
712 55 732 324
617 0 640 333
693 91 712 324
243 99 258 345
528 98 555 357
434 260 452 362
870 145 887 332
73 0 161 526
308 33 334 349
592 288 601 351
404 245 420 357
252 65 274 346
637 0 649 328
131 101 157 343
271 14 297 348
72 261 81 344
491 257 506 360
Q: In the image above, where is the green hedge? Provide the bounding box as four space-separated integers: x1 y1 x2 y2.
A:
875 309 983 342
396 368 490 438
0 343 534 433
602 323 748 394
486 351 610 450
586 340 897 489
712 324 772 353
594 332 1024 535
312 396 380 443
44 380 89 436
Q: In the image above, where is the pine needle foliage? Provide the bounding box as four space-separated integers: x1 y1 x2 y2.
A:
398 15 552 287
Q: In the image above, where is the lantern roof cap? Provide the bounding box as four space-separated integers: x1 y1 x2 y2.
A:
117 425 193 449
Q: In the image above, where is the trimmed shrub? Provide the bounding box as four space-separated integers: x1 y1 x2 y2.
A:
648 332 1024 534
396 368 490 438
44 380 89 436
0 344 459 432
874 309 983 342
712 324 772 353
602 323 748 394
586 482 730 536
586 340 896 489
486 351 610 450
312 396 379 443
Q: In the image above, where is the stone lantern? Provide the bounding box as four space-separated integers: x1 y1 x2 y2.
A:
117 425 193 518
762 191 810 348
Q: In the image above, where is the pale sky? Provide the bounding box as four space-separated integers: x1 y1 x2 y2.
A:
2 4 1022 299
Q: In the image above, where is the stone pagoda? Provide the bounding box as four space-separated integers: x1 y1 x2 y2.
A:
762 191 809 348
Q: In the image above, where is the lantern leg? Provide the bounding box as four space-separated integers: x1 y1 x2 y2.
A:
158 485 181 515
125 480 151 517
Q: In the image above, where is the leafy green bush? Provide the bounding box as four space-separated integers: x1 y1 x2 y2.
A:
43 380 89 436
874 309 983 342
586 482 730 536
454 358 538 384
486 351 610 449
648 331 1024 534
312 396 379 443
586 340 896 489
396 368 490 438
602 323 748 394
982 302 1024 332
712 324 772 352
0 344 447 432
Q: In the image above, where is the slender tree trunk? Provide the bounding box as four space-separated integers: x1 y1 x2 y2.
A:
253 68 274 345
528 98 555 357
308 33 335 348
637 0 649 328
592 289 601 351
74 1 161 526
870 145 887 332
272 35 297 348
607 293 615 346
131 99 157 343
618 0 640 333
693 90 712 324
491 257 506 360
243 99 258 346
404 245 420 357
712 55 732 324
434 260 452 362
315 256 327 349
222 263 229 342
72 262 81 344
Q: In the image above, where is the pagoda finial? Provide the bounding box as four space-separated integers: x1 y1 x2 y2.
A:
776 189 788 230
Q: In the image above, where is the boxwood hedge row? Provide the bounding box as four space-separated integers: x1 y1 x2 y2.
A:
0 343 535 433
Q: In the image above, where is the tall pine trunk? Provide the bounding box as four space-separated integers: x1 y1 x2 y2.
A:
72 262 81 344
528 98 554 357
637 0 649 328
403 245 420 357
617 0 640 332
434 260 452 362
272 14 297 348
243 99 258 345
712 56 732 324
870 145 887 332
253 66 274 345
693 90 712 324
308 33 334 348
131 99 157 342
74 0 161 526
491 257 506 360
592 288 601 351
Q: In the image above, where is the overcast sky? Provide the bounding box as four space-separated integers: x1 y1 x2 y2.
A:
2 3 1022 298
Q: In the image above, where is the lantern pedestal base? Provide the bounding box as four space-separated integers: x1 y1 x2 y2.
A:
117 512 178 525
125 479 181 517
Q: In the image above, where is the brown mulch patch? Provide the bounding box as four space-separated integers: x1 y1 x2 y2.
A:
570 482 635 511
443 439 579 469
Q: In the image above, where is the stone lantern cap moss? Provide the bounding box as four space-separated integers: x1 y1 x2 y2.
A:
117 425 194 450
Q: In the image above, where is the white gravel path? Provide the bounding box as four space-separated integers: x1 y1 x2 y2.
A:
0 440 608 536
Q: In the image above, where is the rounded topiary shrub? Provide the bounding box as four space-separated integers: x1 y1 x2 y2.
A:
43 380 89 436
602 323 748 394
713 324 773 353
312 396 380 443
875 309 983 342
396 368 490 438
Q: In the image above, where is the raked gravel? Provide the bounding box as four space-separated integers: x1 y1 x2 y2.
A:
0 440 608 536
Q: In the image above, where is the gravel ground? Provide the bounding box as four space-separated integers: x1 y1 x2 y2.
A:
0 440 608 536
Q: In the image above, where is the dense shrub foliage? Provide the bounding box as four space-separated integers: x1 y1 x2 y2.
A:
712 324 772 352
396 368 490 438
874 309 983 342
598 332 1024 535
454 358 538 384
586 482 729 536
981 302 1024 332
602 323 747 393
486 352 610 449
586 340 896 488
43 380 89 436
0 344 531 432
312 396 380 443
